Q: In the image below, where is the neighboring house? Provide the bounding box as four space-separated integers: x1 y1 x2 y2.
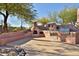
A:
45 22 78 32
45 22 57 31
56 24 78 32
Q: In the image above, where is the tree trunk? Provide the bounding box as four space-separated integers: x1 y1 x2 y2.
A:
3 11 9 32
21 19 23 30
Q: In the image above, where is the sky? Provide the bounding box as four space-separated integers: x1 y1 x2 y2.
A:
33 3 79 18
1 3 79 27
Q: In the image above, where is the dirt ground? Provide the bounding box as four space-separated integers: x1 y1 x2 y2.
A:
6 35 79 56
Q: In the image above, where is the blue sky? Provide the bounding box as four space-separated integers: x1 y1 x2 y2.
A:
33 3 79 18
0 3 79 27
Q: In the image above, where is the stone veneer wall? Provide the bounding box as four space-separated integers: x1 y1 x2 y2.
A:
0 31 32 45
65 32 76 44
65 32 79 44
76 32 79 44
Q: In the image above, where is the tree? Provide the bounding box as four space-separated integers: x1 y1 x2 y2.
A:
48 11 58 23
0 3 36 32
20 19 23 30
59 8 77 25
38 17 49 26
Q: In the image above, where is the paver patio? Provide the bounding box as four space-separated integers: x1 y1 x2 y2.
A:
6 35 79 56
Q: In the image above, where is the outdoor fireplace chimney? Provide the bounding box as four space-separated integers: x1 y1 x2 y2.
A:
77 9 79 22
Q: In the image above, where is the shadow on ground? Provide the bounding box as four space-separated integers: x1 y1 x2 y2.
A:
6 36 33 46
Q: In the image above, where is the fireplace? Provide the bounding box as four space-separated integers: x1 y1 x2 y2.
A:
33 30 38 34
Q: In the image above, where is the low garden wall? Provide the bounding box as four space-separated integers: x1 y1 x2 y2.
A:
0 31 32 45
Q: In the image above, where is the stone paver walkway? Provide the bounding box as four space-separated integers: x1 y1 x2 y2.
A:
6 36 79 56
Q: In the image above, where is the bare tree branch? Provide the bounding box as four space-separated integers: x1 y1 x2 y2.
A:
0 12 6 17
